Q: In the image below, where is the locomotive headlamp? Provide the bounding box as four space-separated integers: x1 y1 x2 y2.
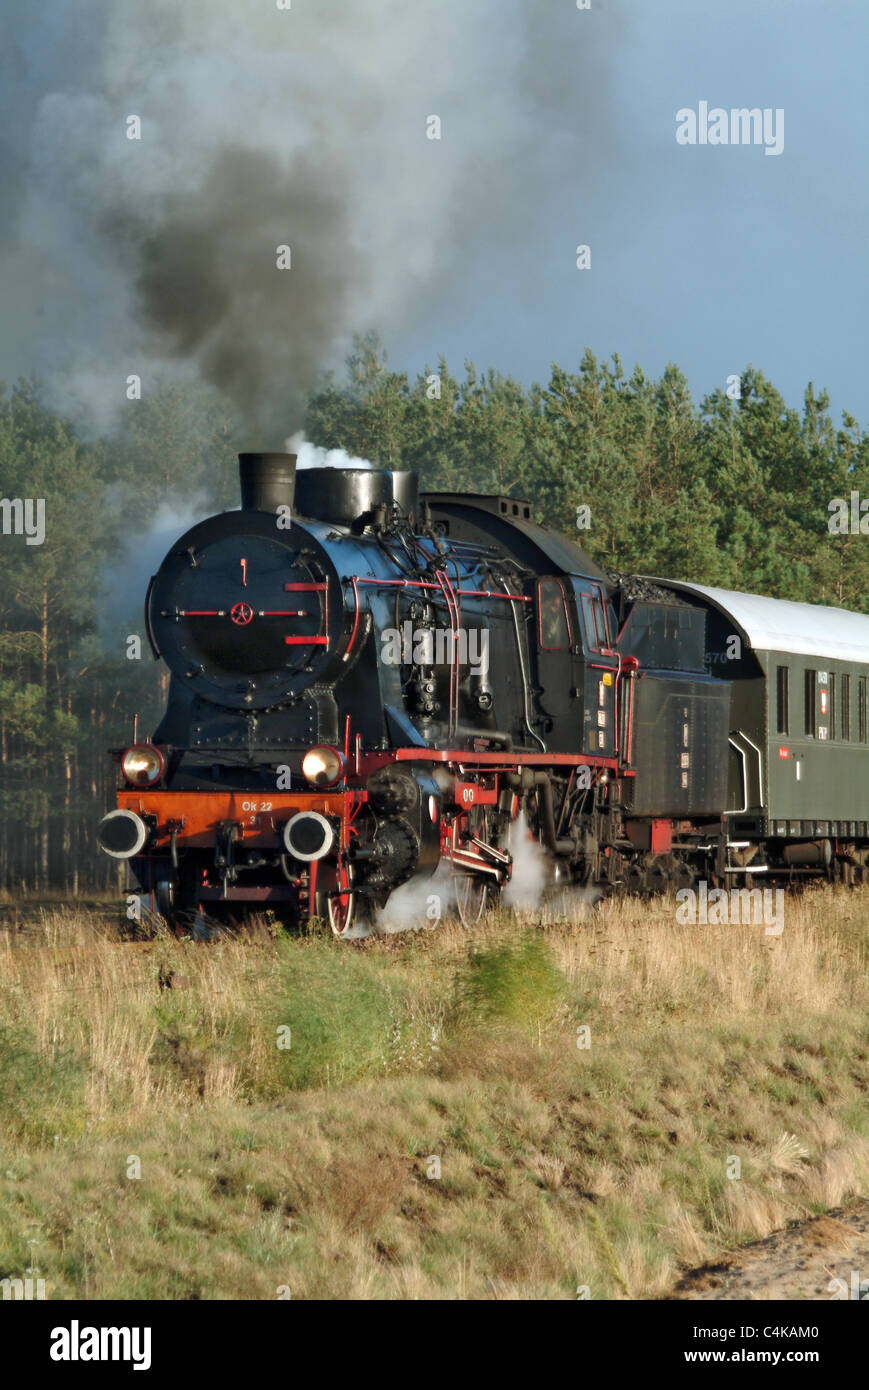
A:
301 745 344 788
121 743 165 786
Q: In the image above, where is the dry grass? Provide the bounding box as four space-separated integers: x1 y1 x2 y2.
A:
0 885 867 1299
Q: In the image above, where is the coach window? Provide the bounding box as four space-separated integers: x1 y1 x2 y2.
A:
860 677 867 742
829 673 836 740
842 674 851 741
775 665 789 735
537 579 570 650
804 669 816 737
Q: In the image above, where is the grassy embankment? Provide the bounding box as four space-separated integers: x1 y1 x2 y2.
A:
0 887 867 1299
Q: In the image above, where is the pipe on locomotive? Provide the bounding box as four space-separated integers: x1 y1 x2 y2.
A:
238 452 297 514
504 769 574 857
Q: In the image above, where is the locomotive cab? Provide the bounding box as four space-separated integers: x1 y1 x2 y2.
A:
532 576 618 756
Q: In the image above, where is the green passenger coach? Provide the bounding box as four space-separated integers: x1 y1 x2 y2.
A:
648 581 869 877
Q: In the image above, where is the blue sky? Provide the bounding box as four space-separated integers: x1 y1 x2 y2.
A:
387 0 869 423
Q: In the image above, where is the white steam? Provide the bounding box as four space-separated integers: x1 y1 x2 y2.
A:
373 863 456 936
286 431 372 471
502 811 548 910
98 490 209 643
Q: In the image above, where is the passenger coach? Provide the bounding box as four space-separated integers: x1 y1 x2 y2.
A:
650 582 869 882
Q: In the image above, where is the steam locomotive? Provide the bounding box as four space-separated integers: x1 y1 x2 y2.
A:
97 451 869 934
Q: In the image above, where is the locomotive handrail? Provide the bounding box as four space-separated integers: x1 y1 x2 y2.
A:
344 575 362 658
501 576 546 751
434 565 461 739
347 575 529 601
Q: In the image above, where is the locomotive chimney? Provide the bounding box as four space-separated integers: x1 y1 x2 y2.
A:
238 452 297 515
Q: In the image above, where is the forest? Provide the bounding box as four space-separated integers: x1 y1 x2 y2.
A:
1 334 868 891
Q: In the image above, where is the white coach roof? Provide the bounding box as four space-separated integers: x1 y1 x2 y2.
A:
646 581 869 664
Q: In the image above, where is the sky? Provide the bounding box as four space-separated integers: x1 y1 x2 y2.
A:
388 0 869 421
0 0 866 434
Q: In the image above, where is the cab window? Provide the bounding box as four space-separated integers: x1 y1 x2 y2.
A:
537 579 570 650
581 592 611 653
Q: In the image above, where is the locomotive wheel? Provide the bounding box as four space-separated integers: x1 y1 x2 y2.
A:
624 861 645 895
645 859 670 896
454 873 490 927
315 859 357 936
671 859 695 892
452 804 499 928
